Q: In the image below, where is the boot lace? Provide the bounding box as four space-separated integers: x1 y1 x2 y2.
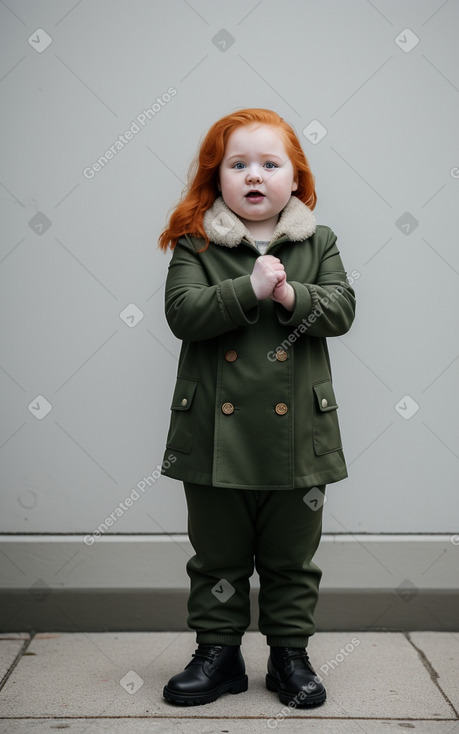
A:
191 644 223 663
281 647 311 666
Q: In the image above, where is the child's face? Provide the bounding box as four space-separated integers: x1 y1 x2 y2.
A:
217 124 298 226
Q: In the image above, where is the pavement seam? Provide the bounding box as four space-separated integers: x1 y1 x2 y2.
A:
404 631 459 719
0 632 34 692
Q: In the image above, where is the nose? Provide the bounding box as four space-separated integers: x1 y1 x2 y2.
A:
246 164 263 183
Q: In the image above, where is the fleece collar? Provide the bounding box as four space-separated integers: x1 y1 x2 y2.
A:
202 195 316 248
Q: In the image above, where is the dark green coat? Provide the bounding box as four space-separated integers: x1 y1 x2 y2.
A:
161 196 356 490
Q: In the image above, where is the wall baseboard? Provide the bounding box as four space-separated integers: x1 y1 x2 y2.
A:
1 588 458 632
1 535 458 631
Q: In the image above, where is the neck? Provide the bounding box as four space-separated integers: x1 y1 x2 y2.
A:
239 214 279 241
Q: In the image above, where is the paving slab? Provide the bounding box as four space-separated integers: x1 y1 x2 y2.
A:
0 634 29 684
0 634 30 639
0 720 458 734
410 632 459 712
0 632 456 723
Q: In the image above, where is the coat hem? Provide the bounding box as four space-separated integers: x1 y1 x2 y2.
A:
161 467 348 489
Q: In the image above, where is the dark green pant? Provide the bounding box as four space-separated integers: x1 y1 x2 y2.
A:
183 482 325 648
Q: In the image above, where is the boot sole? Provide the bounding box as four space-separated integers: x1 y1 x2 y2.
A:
266 673 326 707
163 674 248 706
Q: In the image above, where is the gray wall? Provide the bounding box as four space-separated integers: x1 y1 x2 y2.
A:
1 0 459 605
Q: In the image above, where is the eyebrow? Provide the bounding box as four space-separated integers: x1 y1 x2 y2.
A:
225 153 284 161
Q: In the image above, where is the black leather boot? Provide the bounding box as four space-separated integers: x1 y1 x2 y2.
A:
163 643 248 706
266 646 326 707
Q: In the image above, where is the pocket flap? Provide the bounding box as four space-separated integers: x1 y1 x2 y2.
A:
170 377 198 411
313 380 338 412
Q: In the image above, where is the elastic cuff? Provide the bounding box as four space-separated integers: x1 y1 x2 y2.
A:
267 636 310 648
196 632 242 645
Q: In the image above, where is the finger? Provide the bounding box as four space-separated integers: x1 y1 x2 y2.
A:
263 259 283 270
261 255 281 264
267 265 284 280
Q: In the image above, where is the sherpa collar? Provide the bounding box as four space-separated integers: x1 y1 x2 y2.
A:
202 195 316 248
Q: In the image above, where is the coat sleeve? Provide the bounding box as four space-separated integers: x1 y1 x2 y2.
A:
164 236 260 341
275 227 356 337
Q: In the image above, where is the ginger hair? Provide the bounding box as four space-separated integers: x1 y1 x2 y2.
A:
158 108 317 252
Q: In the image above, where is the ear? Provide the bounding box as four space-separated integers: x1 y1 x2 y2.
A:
291 178 298 193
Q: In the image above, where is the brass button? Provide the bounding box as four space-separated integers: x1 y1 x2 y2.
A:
275 349 288 362
275 402 288 415
181 398 188 407
225 350 238 362
321 398 328 409
222 402 234 415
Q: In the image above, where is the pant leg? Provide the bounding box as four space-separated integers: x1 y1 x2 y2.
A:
183 482 258 646
254 485 326 648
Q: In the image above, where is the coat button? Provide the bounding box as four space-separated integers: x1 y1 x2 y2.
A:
181 398 188 407
225 350 238 362
222 402 234 415
321 398 328 408
275 402 288 415
275 349 288 362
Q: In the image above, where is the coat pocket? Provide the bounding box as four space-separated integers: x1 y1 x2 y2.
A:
166 377 199 454
312 379 343 455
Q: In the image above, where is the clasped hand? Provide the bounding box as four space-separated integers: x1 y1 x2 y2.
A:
249 255 295 310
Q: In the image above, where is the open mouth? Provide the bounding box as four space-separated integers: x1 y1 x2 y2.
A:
246 190 265 198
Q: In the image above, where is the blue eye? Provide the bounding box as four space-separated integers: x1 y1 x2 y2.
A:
231 160 278 170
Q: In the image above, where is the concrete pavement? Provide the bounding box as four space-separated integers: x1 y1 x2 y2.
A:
0 631 458 733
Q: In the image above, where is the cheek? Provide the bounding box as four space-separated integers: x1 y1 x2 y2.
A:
272 173 295 193
217 169 224 191
220 174 238 195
